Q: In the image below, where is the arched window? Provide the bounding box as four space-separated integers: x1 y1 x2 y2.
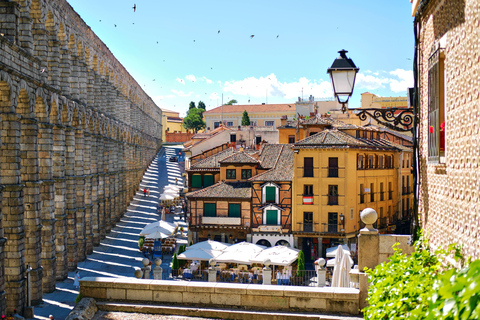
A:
256 239 271 247
275 240 291 247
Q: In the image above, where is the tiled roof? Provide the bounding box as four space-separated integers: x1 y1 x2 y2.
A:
219 151 259 164
190 148 236 169
258 144 284 169
277 116 357 130
294 129 403 151
185 181 251 199
203 104 295 115
364 124 413 142
250 145 294 182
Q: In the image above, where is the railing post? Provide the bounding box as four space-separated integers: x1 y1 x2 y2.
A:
208 259 217 282
262 259 272 285
153 259 163 280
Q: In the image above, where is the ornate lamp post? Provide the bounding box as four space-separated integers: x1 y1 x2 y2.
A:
327 49 419 243
327 49 359 113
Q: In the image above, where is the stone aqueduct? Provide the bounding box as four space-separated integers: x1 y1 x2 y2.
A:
0 0 163 314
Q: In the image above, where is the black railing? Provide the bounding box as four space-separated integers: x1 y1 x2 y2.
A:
380 192 385 201
327 195 338 205
322 223 341 233
297 222 318 233
388 191 393 200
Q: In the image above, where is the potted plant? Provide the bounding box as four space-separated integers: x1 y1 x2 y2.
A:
172 252 179 277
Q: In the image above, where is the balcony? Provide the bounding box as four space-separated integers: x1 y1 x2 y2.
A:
295 223 344 234
327 195 338 205
296 222 319 233
202 216 241 225
321 223 343 233
303 195 314 205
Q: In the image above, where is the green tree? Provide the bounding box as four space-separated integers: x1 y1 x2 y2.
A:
189 101 196 110
241 110 251 126
296 250 305 277
183 107 205 133
225 99 237 105
172 252 179 270
198 101 206 110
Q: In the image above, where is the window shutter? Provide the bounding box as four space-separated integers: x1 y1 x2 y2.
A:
203 174 214 187
228 204 241 217
204 203 216 217
192 174 202 188
266 210 278 225
265 186 276 202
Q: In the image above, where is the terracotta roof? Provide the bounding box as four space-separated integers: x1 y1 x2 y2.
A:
250 145 294 182
258 144 284 169
219 151 259 164
277 116 357 130
190 148 236 169
185 181 251 199
294 129 402 151
203 104 295 115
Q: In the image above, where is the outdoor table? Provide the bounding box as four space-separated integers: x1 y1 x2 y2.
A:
183 269 193 279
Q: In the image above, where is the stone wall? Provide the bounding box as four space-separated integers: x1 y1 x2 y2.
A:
80 277 361 315
0 0 162 315
416 0 480 259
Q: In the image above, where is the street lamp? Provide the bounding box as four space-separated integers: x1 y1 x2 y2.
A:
327 49 359 113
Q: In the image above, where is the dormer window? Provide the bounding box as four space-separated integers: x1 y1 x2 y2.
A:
226 169 236 179
262 204 283 226
241 169 252 179
262 182 279 204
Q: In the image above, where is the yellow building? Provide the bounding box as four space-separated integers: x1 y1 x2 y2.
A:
203 103 296 130
291 127 412 263
161 108 188 141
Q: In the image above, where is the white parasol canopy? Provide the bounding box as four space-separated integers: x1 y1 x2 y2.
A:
159 193 175 201
177 248 223 261
214 242 266 265
326 244 350 258
250 245 300 266
186 239 232 252
331 246 353 287
140 220 178 237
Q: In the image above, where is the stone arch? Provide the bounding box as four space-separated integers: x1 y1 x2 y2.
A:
58 22 66 47
77 41 84 61
0 80 12 114
68 33 76 55
34 87 48 122
99 60 104 77
92 54 98 73
85 47 91 68
16 87 33 118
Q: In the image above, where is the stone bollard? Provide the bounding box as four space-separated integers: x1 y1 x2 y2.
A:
141 258 151 279
315 258 326 287
208 258 217 282
262 259 272 285
134 268 143 279
153 258 163 280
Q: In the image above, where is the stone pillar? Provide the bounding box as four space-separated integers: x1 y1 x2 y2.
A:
0 113 7 316
65 126 78 271
96 134 106 240
53 124 67 280
20 117 43 305
38 122 56 293
84 132 93 254
0 1 19 44
262 260 272 285
152 259 162 280
74 127 86 262
104 138 112 234
0 112 26 313
90 132 100 246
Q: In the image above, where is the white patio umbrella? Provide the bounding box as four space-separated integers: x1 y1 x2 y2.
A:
330 245 345 287
159 193 175 201
177 248 223 261
326 244 350 258
337 250 353 287
186 239 232 252
250 245 300 266
215 242 266 265
140 220 177 237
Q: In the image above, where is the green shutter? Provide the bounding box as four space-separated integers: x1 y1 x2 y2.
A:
192 174 202 188
204 203 216 217
204 174 214 187
266 210 278 225
266 186 276 202
228 204 241 217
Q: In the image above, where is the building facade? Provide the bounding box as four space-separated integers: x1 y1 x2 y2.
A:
412 0 480 259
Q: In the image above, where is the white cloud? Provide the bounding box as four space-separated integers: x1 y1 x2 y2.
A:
389 69 413 92
356 73 390 90
171 89 193 97
203 77 213 84
185 75 196 82
209 92 219 100
355 69 412 93
176 78 185 85
222 73 333 100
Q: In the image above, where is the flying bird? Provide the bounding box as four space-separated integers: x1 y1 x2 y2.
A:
114 24 117 27
133 4 136 12
250 35 254 39
40 68 46 73
276 35 279 38
193 40 195 42
156 41 158 44
218 30 220 34
153 79 155 81
99 20 101 22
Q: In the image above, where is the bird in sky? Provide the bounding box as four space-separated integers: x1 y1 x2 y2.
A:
156 41 158 44
153 79 155 81
276 35 279 38
250 35 254 39
99 20 101 22
193 40 195 42
133 4 136 12
218 30 220 34
114 24 117 27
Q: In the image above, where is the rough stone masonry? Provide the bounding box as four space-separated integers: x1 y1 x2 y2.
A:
0 0 163 315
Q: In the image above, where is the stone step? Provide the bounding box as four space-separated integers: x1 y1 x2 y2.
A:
96 301 363 320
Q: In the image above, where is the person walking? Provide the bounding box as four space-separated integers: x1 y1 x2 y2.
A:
73 270 80 289
143 188 147 197
147 188 150 197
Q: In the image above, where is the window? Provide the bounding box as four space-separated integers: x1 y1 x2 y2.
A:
304 185 313 196
370 183 374 202
303 157 314 177
328 185 338 205
228 203 241 218
265 186 276 203
388 182 393 200
226 121 234 127
402 176 405 194
360 184 365 204
203 174 214 187
192 174 202 188
380 183 384 201
356 130 360 138
368 155 374 169
385 155 393 169
378 156 384 169
357 155 364 169
402 155 405 168
241 169 252 179
328 157 338 177
265 120 275 127
266 210 278 225
230 134 236 142
250 121 257 126
428 48 445 163
255 136 262 144
407 154 410 168
407 175 410 194
328 212 338 233
214 122 220 129
226 169 236 179
288 135 295 143
303 212 313 232
204 203 216 217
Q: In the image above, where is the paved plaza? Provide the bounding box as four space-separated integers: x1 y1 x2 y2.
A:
30 146 186 320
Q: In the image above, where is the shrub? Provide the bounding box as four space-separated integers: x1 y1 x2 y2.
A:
296 250 305 277
138 236 145 249
172 252 179 270
75 293 83 304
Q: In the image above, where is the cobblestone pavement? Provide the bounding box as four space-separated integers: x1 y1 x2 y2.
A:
30 146 187 320
93 311 215 320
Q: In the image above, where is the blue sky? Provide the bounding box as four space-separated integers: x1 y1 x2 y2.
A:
67 0 414 117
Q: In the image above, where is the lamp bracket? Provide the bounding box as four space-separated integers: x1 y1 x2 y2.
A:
352 107 414 132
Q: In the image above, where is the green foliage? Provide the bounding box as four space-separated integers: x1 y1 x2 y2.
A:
172 252 179 270
198 101 206 110
225 99 237 105
241 110 251 126
296 250 305 277
189 101 196 110
75 293 83 304
183 107 206 133
138 236 145 249
189 241 193 246
177 245 187 267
